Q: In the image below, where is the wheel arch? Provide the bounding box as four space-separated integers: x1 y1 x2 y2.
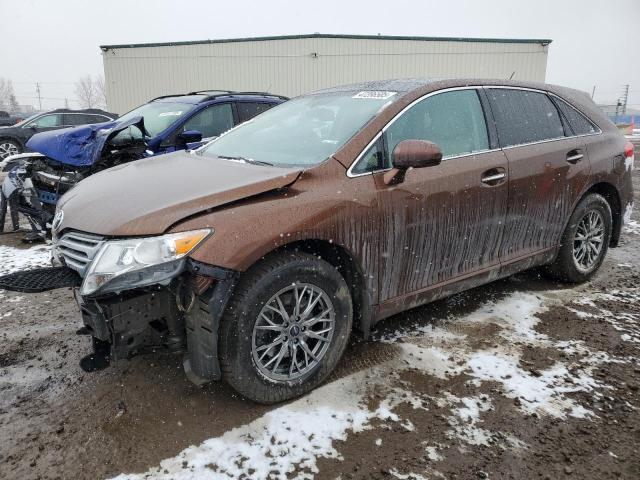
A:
582 182 622 247
0 135 24 148
259 239 374 338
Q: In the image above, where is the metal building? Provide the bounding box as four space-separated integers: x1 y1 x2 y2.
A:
101 33 551 114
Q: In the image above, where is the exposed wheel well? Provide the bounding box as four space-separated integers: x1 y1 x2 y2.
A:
266 240 373 337
583 182 621 247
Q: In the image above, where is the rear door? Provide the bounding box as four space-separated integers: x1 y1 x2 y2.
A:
485 87 590 262
370 88 509 301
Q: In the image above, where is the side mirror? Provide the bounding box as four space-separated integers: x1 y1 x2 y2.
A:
177 129 202 147
384 140 442 185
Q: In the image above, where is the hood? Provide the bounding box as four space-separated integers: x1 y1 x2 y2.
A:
26 116 147 167
56 150 303 236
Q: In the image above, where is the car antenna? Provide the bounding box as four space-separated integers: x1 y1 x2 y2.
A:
509 71 516 80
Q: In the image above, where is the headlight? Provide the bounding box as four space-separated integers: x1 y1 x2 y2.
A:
81 229 211 296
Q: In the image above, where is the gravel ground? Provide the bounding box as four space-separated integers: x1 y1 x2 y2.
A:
0 168 638 480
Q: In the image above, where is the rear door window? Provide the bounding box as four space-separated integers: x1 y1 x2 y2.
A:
384 89 489 160
553 97 598 136
63 114 91 126
183 103 234 139
487 89 565 147
236 102 275 122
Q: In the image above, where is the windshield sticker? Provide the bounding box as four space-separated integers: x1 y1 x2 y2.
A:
158 111 183 117
352 91 397 100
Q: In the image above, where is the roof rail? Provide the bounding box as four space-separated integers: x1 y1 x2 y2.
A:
228 92 290 100
150 91 289 103
149 94 194 101
187 89 234 95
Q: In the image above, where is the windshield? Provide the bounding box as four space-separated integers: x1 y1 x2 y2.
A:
118 101 196 137
200 91 397 167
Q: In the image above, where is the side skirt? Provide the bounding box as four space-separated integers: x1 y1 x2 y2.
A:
372 246 558 323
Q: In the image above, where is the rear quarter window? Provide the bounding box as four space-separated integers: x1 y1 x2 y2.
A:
487 89 566 147
553 97 598 136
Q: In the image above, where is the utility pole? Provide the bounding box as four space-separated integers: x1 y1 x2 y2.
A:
64 98 69 109
36 82 42 111
620 84 630 116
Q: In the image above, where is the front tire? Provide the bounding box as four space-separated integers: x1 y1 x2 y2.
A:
219 251 353 404
545 193 612 283
0 139 21 160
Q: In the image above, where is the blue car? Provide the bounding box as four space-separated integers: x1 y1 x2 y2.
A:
1 91 287 238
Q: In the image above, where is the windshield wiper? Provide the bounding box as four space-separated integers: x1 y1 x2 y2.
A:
216 155 274 166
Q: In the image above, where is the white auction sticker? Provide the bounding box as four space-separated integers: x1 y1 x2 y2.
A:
352 91 397 100
158 111 184 117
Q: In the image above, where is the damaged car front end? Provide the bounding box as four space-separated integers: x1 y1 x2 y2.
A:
1 117 148 239
52 228 238 382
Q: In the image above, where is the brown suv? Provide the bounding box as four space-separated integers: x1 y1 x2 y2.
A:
39 79 634 403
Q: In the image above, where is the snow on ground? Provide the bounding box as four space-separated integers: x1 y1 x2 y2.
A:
571 289 640 345
113 284 637 480
624 219 640 235
0 244 51 276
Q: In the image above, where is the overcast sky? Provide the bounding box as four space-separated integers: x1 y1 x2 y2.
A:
1 0 638 110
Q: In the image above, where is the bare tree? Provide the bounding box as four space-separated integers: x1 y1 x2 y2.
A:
0 78 16 111
95 74 107 109
74 75 98 109
8 94 19 113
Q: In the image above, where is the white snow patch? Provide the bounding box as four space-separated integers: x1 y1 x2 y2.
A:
622 202 633 225
624 219 640 235
463 292 547 342
424 445 444 461
0 244 51 276
112 377 374 480
389 469 430 480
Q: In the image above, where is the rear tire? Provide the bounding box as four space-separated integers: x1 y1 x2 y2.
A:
545 193 612 283
219 251 353 404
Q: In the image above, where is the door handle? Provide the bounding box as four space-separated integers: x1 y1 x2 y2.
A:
481 169 507 185
566 149 584 164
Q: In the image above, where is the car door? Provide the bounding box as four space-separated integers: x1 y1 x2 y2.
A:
366 88 509 302
485 87 591 263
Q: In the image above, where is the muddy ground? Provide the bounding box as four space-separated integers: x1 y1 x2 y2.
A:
0 168 639 480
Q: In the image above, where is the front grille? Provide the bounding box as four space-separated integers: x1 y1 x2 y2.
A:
56 231 105 277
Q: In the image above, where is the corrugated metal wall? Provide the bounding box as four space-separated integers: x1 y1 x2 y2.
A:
102 37 549 113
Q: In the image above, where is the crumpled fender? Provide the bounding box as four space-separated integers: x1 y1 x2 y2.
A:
25 116 147 167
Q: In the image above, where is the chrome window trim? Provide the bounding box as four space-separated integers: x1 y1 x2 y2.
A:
347 84 603 178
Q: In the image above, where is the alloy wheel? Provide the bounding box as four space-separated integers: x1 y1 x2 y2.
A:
0 141 19 159
573 210 605 272
251 283 335 382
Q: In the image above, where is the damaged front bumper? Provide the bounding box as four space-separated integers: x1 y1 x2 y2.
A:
76 260 239 384
0 259 239 385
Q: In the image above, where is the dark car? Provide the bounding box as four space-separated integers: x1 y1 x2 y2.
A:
1 79 633 404
0 108 117 159
0 91 287 239
0 111 20 127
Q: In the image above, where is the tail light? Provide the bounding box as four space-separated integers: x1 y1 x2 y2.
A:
624 140 634 159
624 140 635 171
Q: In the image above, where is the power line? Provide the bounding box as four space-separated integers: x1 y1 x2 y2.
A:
35 83 42 110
